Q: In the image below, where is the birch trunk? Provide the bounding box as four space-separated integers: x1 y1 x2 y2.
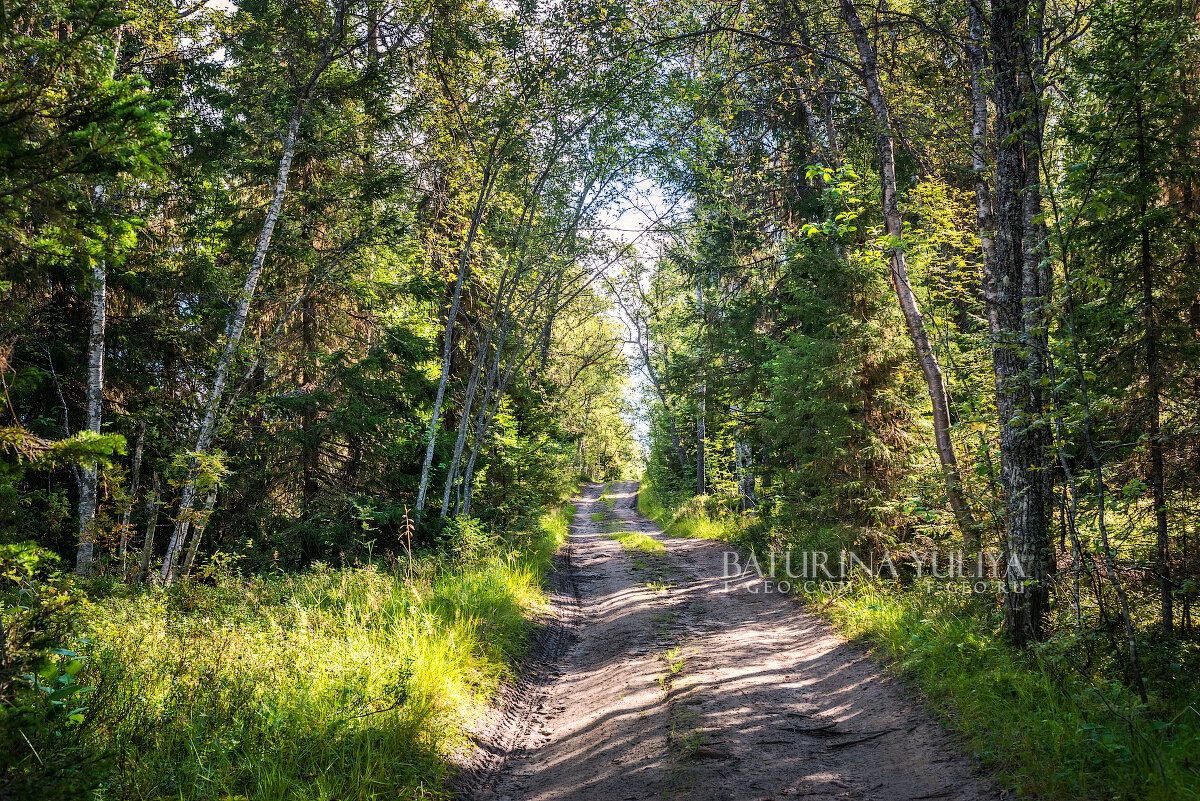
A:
181 488 218 579
441 262 518 518
460 300 556 518
74 226 106 577
161 2 346 581
992 0 1051 644
160 105 305 581
442 336 490 517
458 315 518 517
841 0 978 540
967 0 1000 339
415 168 496 515
458 354 501 518
426 134 562 517
73 32 124 578
117 421 145 576
1022 0 1055 585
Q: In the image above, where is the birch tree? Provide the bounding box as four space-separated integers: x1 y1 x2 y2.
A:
161 0 350 581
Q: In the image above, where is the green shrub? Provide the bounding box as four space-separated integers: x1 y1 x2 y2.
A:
0 543 108 800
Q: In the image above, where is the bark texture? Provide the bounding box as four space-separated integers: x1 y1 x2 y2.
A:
74 236 106 577
991 0 1052 644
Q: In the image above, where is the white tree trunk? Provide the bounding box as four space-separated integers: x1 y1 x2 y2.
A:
415 171 495 514
75 230 106 577
161 108 303 581
159 0 347 583
181 487 218 579
967 0 1000 338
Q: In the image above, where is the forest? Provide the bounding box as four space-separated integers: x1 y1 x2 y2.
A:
2 0 1199 799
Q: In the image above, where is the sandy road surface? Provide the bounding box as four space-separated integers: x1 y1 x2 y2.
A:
456 481 1000 801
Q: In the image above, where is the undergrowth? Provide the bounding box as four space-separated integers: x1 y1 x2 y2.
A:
8 503 575 800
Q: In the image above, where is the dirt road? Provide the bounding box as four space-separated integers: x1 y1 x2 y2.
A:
457 481 1000 801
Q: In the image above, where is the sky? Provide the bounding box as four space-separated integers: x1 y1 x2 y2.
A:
593 176 682 457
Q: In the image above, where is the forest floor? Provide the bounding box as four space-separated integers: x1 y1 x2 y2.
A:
456 481 1002 801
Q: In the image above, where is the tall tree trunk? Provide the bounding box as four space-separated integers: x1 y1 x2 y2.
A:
841 0 978 540
459 348 504 519
967 0 1000 340
441 270 513 519
137 473 161 584
445 341 492 518
181 488 218 579
992 0 1051 644
161 104 304 581
75 213 106 577
73 28 125 578
965 1 999 557
160 2 346 581
415 166 496 515
1021 0 1055 583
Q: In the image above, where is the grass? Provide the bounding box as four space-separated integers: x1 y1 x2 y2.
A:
637 478 672 529
590 512 606 522
642 479 1200 801
605 531 666 554
657 644 686 692
638 478 746 541
663 645 686 675
63 502 575 800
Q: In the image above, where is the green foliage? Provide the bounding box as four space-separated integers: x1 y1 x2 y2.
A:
659 493 747 541
0 0 170 250
0 0 640 576
0 543 108 799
